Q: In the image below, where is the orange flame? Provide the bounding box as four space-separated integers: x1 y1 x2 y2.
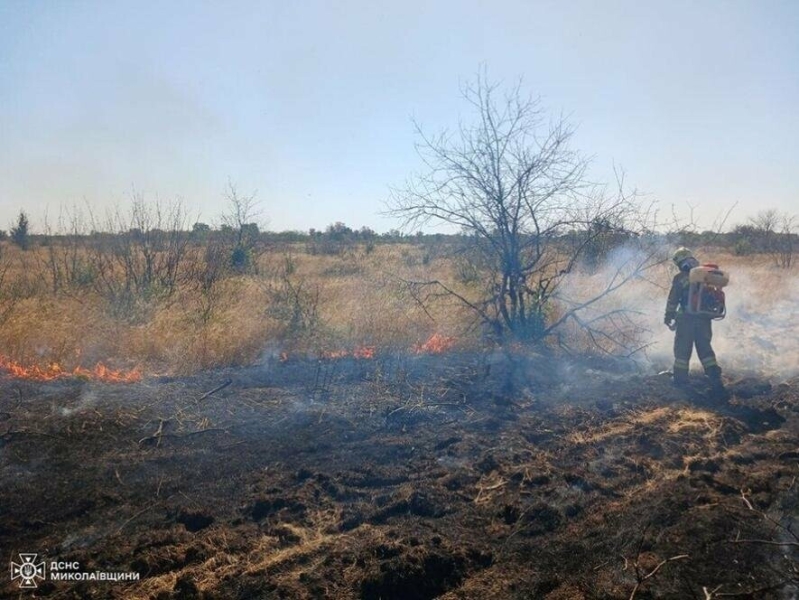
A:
352 346 376 359
0 355 142 383
414 333 456 354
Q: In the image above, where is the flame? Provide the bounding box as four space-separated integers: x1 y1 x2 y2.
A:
414 333 456 354
0 355 141 383
352 346 375 359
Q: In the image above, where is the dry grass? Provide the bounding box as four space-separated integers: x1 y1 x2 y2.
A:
0 241 793 377
0 242 473 376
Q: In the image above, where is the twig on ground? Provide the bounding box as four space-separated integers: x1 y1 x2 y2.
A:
179 427 226 438
474 478 508 503
726 494 799 547
593 557 613 571
114 468 126 486
138 418 167 447
1 428 61 441
711 581 794 597
629 554 689 600
724 539 799 548
197 378 233 402
740 488 754 511
179 490 199 508
219 441 247 451
115 502 160 535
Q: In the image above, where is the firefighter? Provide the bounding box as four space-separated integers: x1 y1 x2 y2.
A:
664 248 725 391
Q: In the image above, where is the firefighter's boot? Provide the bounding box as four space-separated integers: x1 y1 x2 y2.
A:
706 366 729 401
672 370 690 388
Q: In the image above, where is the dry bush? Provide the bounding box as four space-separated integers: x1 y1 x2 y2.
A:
0 236 474 376
17 236 792 377
84 199 193 320
256 244 467 354
0 294 125 367
130 277 273 373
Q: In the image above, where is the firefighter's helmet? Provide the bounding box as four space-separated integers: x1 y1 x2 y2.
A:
672 247 694 267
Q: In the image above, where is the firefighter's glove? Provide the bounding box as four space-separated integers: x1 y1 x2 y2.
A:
664 316 676 331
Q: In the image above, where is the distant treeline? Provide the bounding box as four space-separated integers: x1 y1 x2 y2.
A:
3 211 796 268
9 219 795 249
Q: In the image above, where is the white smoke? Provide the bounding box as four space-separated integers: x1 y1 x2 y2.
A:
56 389 98 417
558 244 799 381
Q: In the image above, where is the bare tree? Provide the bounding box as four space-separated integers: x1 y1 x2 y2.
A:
739 209 797 268
220 179 263 272
775 213 797 269
40 204 93 295
389 73 655 346
85 194 192 317
750 209 779 254
759 210 798 269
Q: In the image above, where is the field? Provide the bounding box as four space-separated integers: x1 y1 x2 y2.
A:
1 240 798 598
0 241 471 376
0 238 792 377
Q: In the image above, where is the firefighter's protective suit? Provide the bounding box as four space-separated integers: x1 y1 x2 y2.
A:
664 251 723 386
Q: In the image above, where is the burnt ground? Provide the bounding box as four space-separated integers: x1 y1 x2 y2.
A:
1 352 798 599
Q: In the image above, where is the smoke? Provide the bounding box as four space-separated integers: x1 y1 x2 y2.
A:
56 389 98 417
558 244 799 381
717 266 799 379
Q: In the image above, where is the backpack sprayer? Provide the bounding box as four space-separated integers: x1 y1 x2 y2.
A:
686 264 729 319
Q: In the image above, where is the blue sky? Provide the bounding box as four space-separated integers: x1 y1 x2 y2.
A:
1 0 797 233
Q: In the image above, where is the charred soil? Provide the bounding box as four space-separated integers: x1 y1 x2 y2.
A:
1 353 798 599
